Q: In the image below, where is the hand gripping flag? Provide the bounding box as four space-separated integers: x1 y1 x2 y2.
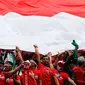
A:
72 40 79 60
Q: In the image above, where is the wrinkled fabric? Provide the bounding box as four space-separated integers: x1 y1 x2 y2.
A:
0 0 85 17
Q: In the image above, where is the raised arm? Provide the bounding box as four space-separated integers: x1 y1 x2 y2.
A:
48 52 59 85
4 47 24 78
5 62 24 78
34 45 41 64
16 46 24 62
47 52 54 69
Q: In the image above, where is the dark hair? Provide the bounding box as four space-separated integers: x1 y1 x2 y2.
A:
5 61 13 66
33 58 38 65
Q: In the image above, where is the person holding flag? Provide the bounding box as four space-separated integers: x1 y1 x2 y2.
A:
16 46 42 85
33 45 59 85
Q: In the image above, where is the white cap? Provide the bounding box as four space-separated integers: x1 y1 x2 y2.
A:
58 60 65 65
78 56 85 62
30 60 37 66
24 60 31 65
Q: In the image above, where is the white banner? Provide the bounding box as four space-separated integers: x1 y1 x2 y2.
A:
0 12 85 54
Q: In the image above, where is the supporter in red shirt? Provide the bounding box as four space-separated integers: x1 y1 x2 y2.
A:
19 60 37 85
34 45 59 85
4 61 23 85
0 61 5 85
29 59 42 85
56 60 76 85
16 46 41 85
73 56 85 85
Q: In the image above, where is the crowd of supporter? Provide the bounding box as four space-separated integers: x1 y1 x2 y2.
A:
0 40 85 85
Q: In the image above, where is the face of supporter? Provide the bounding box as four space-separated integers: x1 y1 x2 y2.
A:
4 63 12 72
58 54 64 61
30 62 36 70
24 62 30 70
0 64 3 72
42 57 50 66
57 63 64 72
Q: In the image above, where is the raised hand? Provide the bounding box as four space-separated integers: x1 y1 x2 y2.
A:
16 46 24 62
33 45 40 64
16 46 20 52
34 45 38 48
47 52 52 63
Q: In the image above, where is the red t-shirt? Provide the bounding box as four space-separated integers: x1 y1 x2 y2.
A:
38 63 58 85
5 72 14 85
33 70 41 85
20 69 37 85
53 71 69 85
0 72 5 85
16 74 21 80
58 72 69 85
73 66 84 85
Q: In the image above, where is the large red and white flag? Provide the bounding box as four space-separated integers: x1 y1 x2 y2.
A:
0 0 85 54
